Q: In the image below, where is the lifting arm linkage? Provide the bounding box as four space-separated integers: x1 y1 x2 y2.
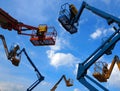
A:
17 48 44 91
0 34 20 66
0 35 9 57
73 1 120 26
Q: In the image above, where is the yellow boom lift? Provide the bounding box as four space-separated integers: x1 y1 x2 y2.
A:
93 55 120 82
50 75 73 91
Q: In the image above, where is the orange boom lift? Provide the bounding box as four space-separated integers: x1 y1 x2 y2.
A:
50 75 73 91
93 55 120 82
0 8 57 46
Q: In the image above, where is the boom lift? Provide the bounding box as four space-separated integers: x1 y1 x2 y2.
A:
0 34 20 66
0 8 57 46
0 37 44 90
50 75 73 91
93 55 120 82
75 2 120 91
58 1 120 34
59 1 120 91
17 48 44 91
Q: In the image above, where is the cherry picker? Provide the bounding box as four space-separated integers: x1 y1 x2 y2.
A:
0 8 57 46
17 48 44 91
58 1 120 34
93 55 120 82
0 34 20 66
58 1 120 91
50 75 73 91
0 35 44 90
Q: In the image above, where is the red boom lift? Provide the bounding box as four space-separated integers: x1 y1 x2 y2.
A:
0 8 57 46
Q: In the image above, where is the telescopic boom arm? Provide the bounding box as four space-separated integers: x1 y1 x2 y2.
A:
0 8 57 46
74 1 120 26
0 35 9 57
77 35 119 90
76 1 120 91
58 1 120 90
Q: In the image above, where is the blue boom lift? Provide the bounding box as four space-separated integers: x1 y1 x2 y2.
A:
17 48 44 91
58 1 120 91
58 1 120 34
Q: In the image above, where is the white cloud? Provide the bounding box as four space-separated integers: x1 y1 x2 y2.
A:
14 0 58 23
73 64 91 77
47 38 79 68
0 51 7 61
79 18 88 25
50 52 77 67
108 27 114 32
90 28 102 39
108 63 120 88
74 88 81 91
103 27 114 35
40 81 52 87
101 0 111 4
47 49 78 68
0 44 7 61
49 38 63 51
74 64 79 75
90 27 114 39
0 82 26 91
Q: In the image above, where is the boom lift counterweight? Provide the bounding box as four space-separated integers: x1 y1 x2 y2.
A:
50 75 73 91
17 48 44 91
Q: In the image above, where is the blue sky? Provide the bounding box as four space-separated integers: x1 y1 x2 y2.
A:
0 0 120 91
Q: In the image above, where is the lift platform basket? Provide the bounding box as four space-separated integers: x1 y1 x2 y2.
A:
30 26 57 46
93 72 107 82
58 15 77 34
30 37 55 46
93 61 108 82
58 3 77 34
